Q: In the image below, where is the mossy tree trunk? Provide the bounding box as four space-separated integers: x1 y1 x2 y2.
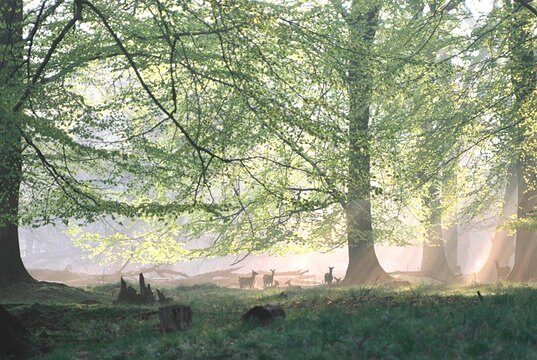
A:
0 0 35 287
420 180 453 281
342 3 389 285
506 0 537 282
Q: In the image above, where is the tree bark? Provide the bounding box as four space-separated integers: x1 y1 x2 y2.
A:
508 155 537 280
444 223 459 274
0 305 29 357
420 181 454 281
506 0 537 282
444 163 461 275
421 231 453 281
342 3 390 285
0 0 35 287
477 164 517 283
159 305 193 332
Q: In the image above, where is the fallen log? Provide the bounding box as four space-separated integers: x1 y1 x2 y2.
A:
158 305 192 332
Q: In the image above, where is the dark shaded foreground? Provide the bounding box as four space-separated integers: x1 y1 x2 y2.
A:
2 283 537 359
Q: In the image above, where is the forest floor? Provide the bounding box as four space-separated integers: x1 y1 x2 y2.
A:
3 282 537 359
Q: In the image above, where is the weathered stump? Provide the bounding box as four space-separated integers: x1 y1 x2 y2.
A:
0 305 29 358
116 273 166 305
139 273 156 304
116 277 141 304
241 305 286 325
156 289 171 304
158 305 192 332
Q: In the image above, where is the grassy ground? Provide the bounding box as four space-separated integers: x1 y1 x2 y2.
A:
3 282 537 359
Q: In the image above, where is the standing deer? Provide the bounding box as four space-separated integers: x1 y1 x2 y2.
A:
285 279 292 287
324 266 334 286
273 280 280 288
334 277 341 286
263 269 276 288
494 259 511 281
239 270 258 289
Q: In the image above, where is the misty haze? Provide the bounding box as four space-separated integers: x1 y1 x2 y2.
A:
1 0 536 359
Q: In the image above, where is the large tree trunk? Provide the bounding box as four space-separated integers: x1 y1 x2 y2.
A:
420 182 454 281
508 158 537 280
344 201 389 284
421 233 453 281
342 4 389 285
0 0 35 287
420 208 453 282
477 164 517 283
506 0 537 282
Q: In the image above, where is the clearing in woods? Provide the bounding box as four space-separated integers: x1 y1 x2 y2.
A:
2 283 537 359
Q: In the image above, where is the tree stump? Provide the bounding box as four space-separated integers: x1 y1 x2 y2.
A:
156 289 171 304
139 273 156 304
158 305 192 332
116 277 141 304
116 273 166 305
241 305 286 325
0 305 29 358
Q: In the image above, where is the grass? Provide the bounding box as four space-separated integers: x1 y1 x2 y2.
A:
4 282 537 359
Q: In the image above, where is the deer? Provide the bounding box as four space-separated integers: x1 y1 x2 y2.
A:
324 266 334 286
263 269 276 288
494 259 511 281
273 280 280 288
334 277 341 286
239 270 258 289
284 279 301 289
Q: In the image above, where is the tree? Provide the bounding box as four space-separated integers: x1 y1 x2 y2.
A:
70 0 493 285
477 164 517 283
0 0 35 286
12 0 529 289
341 2 389 284
0 0 202 286
506 0 537 281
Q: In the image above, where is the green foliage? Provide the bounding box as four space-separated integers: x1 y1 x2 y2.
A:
3 0 535 263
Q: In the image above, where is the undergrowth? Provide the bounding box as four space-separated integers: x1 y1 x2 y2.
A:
3 283 537 359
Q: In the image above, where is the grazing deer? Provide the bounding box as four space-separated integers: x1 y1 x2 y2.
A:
284 279 301 289
263 269 276 288
494 259 510 281
324 267 334 285
239 270 258 289
334 277 341 286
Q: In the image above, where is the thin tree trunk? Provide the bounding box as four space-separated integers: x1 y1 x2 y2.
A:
506 0 537 282
342 3 389 285
444 160 461 275
0 0 35 287
444 223 459 274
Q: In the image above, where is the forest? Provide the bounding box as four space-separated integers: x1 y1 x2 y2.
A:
0 0 536 358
